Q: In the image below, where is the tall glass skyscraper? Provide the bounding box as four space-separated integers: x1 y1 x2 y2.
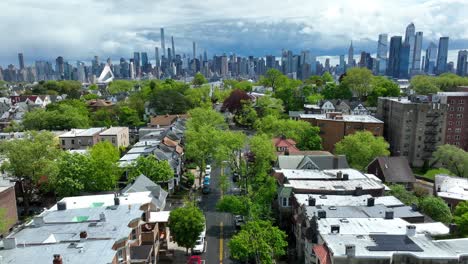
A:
425 42 438 74
436 37 449 74
348 41 354 67
377 34 388 75
412 32 423 71
456 50 468 76
160 28 166 57
399 43 410 79
404 23 415 70
388 36 402 78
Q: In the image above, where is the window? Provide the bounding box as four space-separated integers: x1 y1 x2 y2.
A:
449 114 454 118
448 128 452 132
117 249 124 263
458 107 464 111
455 135 460 140
450 107 455 111
112 137 116 144
457 114 463 119
451 99 456 104
447 136 451 140
456 121 461 126
71 139 75 144
449 121 453 125
456 128 461 133
62 140 65 145
131 229 137 240
282 197 289 207
455 142 460 146
460 100 465 104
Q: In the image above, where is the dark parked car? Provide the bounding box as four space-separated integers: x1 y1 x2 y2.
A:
202 186 211 194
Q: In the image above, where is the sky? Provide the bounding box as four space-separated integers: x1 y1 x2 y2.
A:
1 0 468 66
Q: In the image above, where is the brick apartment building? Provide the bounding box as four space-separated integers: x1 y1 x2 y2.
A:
299 112 384 152
434 92 468 151
0 179 18 235
377 96 447 167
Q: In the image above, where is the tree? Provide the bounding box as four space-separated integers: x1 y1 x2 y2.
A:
216 195 251 216
335 131 390 171
248 134 276 177
388 185 419 205
168 204 205 254
108 80 134 94
254 115 322 150
150 86 191 115
454 201 468 236
0 131 60 215
83 93 99 100
234 102 258 128
432 145 468 177
341 68 373 98
255 96 284 118
423 168 453 181
116 105 143 127
259 69 288 91
419 196 452 224
23 102 90 130
184 85 211 109
53 152 89 197
322 71 334 83
127 156 174 183
87 141 121 192
192 72 207 86
367 76 400 106
229 220 288 264
410 75 440 95
306 93 324 104
187 107 227 131
321 82 352 100
222 89 251 113
212 130 246 173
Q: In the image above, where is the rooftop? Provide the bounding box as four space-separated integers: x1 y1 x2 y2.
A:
99 127 128 136
437 91 468 96
305 204 423 220
276 154 349 170
281 168 368 181
286 178 384 193
294 194 404 207
77 127 106 137
435 174 468 201
299 114 383 123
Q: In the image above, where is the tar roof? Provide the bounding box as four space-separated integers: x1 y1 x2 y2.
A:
276 154 349 170
294 194 404 207
282 168 368 181
305 204 422 220
287 178 384 192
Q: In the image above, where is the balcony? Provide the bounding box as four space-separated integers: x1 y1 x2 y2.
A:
424 138 436 143
424 130 437 135
425 122 438 126
426 112 440 118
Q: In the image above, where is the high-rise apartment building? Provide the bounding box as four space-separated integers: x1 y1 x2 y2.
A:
55 56 65 80
436 37 449 74
434 92 468 151
456 50 468 77
399 43 410 79
387 36 402 78
266 55 276 70
192 42 196 60
412 32 423 71
404 23 415 70
377 34 388 75
18 53 24 70
133 52 140 76
171 36 175 59
425 42 438 74
155 47 160 68
377 96 447 167
160 28 166 57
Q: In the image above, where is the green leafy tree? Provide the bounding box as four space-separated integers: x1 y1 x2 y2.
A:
0 208 11 234
249 134 276 177
108 80 134 94
419 196 452 224
341 68 373 98
255 96 284 118
423 168 454 180
116 105 143 127
0 131 60 215
306 93 324 104
91 108 118 127
274 83 303 111
259 69 288 91
454 201 468 236
335 131 390 171
388 184 419 205
127 156 174 183
83 93 99 100
367 76 400 106
184 85 211 108
212 130 246 174
322 71 334 83
321 82 353 99
187 107 227 131
216 195 251 216
168 204 206 254
23 103 90 130
149 84 191 114
54 152 90 197
234 102 258 128
88 141 121 191
410 75 440 95
192 72 207 86
432 145 468 177
229 220 288 264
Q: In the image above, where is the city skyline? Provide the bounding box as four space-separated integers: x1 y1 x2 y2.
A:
1 0 468 64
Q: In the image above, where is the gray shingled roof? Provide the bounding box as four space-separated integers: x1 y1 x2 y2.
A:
277 155 349 170
374 156 416 183
122 174 168 210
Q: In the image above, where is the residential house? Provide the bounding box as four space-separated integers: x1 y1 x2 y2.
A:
366 156 416 189
275 153 349 170
300 112 384 152
304 100 370 115
0 192 164 263
59 128 106 150
122 174 168 211
0 178 18 235
434 174 468 211
99 127 130 148
273 136 301 155
149 114 187 128
87 99 114 111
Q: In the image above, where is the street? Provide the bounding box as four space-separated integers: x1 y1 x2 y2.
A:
199 164 236 264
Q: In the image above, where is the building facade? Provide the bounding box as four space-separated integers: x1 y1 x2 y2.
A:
434 92 468 151
99 127 130 148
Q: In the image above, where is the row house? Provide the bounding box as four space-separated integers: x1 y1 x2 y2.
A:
59 127 130 150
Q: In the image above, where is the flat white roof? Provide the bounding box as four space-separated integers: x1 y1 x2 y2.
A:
294 194 404 207
49 192 153 211
299 114 383 123
281 169 369 180
59 129 86 138
119 153 142 162
149 211 170 223
287 178 384 191
78 127 106 137
437 92 468 96
435 174 468 201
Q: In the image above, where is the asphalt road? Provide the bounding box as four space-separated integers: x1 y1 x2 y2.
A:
199 164 236 264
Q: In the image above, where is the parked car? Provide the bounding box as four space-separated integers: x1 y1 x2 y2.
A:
234 215 245 229
204 174 211 180
202 186 211 194
232 172 239 182
203 177 210 186
205 165 212 174
192 236 206 254
187 256 202 264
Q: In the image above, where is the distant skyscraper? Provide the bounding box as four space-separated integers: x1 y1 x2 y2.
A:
377 34 388 75
436 37 449 74
399 43 410 79
133 52 140 76
192 42 196 60
456 50 468 76
412 32 423 71
266 55 275 69
55 56 65 80
203 50 207 62
18 53 24 70
425 42 438 74
141 52 149 73
388 36 402 78
404 23 416 70
155 47 160 68
171 36 175 59
160 28 166 57
348 41 354 67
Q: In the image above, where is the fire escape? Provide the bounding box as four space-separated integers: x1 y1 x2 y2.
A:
423 112 439 158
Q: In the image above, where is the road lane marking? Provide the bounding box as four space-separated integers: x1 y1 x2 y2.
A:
219 221 224 264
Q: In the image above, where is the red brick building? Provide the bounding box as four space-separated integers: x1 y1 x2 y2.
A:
435 92 468 151
0 180 18 235
299 112 384 152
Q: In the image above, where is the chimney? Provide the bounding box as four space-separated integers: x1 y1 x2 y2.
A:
317 210 326 219
336 171 343 179
99 212 106 222
114 197 120 206
385 210 394 219
406 225 416 237
343 174 349 181
345 244 356 257
79 231 88 239
449 223 457 235
331 225 340 234
354 186 363 196
3 237 17 249
367 197 375 207
53 254 63 264
57 201 67 211
308 196 316 206
34 216 45 227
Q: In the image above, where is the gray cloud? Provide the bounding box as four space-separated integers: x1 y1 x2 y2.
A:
1 0 468 65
